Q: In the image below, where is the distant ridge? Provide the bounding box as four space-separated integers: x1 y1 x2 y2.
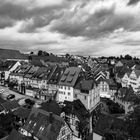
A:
0 48 27 59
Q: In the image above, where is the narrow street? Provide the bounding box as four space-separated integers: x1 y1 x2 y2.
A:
0 85 42 103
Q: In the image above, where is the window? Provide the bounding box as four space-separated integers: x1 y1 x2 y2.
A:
68 87 70 90
62 129 65 136
64 92 65 95
65 116 70 123
68 92 71 96
65 86 66 90
84 96 87 100
67 134 71 140
75 121 79 131
74 94 77 98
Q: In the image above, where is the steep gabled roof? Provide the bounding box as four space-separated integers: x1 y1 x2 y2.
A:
1 100 20 111
23 108 64 140
115 61 123 67
31 66 54 80
13 107 31 119
63 99 89 122
24 66 39 78
10 64 31 76
40 100 61 116
59 67 82 87
0 60 18 71
74 79 96 91
47 65 65 85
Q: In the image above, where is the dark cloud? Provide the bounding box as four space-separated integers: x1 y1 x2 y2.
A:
118 39 140 46
128 0 140 5
0 16 14 28
19 11 63 33
0 1 68 29
50 4 136 38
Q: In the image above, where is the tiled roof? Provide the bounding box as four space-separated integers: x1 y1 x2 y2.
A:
47 65 65 85
1 100 20 111
63 99 89 122
40 100 61 116
0 60 18 71
13 107 31 119
115 61 123 67
74 79 96 91
24 66 39 78
31 66 54 80
23 108 64 140
11 65 31 76
59 67 82 87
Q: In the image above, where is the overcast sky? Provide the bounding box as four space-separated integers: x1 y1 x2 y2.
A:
0 0 140 57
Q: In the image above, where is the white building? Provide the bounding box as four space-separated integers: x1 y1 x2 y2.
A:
98 79 117 99
58 67 82 102
74 80 100 111
0 60 21 80
121 69 140 92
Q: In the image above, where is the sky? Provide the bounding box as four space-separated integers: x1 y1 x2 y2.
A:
0 0 140 57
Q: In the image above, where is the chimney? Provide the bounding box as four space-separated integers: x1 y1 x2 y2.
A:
49 112 54 124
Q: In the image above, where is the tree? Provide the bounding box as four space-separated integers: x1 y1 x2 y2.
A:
30 51 34 55
65 53 70 59
38 50 43 56
124 54 132 60
43 51 49 56
28 55 32 62
126 105 140 138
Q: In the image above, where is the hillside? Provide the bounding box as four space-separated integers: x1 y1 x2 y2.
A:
0 48 27 59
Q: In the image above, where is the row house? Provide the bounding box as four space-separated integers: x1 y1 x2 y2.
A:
23 65 39 87
121 69 140 92
20 108 73 140
30 66 53 89
10 64 31 86
58 67 82 102
74 80 100 112
47 65 65 93
97 78 117 99
0 60 21 84
114 87 135 114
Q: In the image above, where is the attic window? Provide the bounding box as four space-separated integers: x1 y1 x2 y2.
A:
61 76 66 82
70 71 76 76
29 120 32 124
67 77 73 83
39 125 45 132
64 70 69 75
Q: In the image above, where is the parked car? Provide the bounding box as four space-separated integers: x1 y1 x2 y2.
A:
7 94 15 100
